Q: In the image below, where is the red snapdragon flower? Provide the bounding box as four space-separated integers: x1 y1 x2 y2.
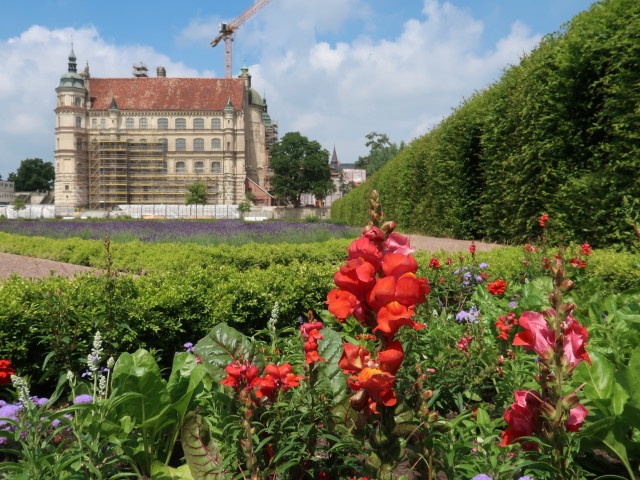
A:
539 214 549 227
488 279 507 295
570 258 587 269
494 313 516 340
367 273 430 311
301 321 326 364
456 335 473 354
334 258 377 298
0 359 15 385
513 310 591 370
381 253 418 278
500 390 588 449
469 244 476 254
429 257 441 269
254 363 303 401
220 360 259 391
580 243 592 256
524 244 537 252
347 237 383 270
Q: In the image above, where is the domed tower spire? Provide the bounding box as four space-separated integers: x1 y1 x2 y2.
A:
68 46 77 73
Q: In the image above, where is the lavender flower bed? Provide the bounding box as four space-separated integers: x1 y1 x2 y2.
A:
0 219 358 246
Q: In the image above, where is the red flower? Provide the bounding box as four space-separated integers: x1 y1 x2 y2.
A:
381 253 418 278
374 301 425 336
469 244 476 254
446 257 453 265
494 313 516 340
334 258 377 299
428 257 441 269
500 390 542 450
253 363 303 401
488 279 507 295
580 243 592 256
0 360 15 385
539 214 549 227
326 288 357 322
220 360 260 391
339 343 371 374
351 367 397 409
304 341 326 364
347 237 383 270
367 273 429 311
512 311 555 360
570 258 587 269
300 321 324 341
361 225 386 248
456 335 473 354
566 403 588 432
377 340 405 375
524 244 537 252
513 310 591 370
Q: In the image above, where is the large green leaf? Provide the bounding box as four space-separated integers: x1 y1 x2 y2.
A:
315 327 348 405
167 353 208 418
573 352 628 416
151 461 195 480
181 411 223 480
195 323 264 381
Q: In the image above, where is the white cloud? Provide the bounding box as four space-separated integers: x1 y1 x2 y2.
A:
247 0 542 164
0 25 209 176
0 1 544 178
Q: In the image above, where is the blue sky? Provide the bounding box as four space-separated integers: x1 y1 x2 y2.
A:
0 0 595 178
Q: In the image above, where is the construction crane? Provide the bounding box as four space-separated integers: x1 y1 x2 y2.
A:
211 0 272 79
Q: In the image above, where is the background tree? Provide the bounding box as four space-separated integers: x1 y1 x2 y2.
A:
11 196 26 212
355 132 406 176
269 132 335 207
8 158 55 192
185 182 207 206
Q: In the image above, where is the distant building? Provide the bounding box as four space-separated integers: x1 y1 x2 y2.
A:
54 48 277 210
300 147 366 207
0 180 16 205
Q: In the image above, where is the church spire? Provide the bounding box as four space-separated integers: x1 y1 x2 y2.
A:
68 46 77 73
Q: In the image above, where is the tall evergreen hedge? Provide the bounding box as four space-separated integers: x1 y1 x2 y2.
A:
331 0 639 248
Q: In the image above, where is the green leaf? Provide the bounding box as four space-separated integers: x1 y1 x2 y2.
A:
151 461 195 480
181 411 223 480
314 327 348 404
195 323 264 381
573 352 628 416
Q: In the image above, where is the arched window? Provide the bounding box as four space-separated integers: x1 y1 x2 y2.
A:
212 118 221 129
176 161 186 173
195 161 204 174
211 138 221 151
126 118 134 129
193 118 204 130
193 138 204 151
158 118 168 130
139 118 148 129
211 161 221 174
176 138 186 151
175 118 186 129
158 138 168 152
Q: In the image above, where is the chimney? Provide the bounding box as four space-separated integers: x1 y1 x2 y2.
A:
157 66 166 77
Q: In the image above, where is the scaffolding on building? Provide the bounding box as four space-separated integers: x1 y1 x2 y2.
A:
88 139 220 209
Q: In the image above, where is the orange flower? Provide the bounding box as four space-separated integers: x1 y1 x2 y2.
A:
374 301 425 336
377 340 404 375
347 237 383 270
539 214 549 227
355 367 397 408
326 288 357 321
381 253 418 278
254 363 303 401
367 273 429 311
339 343 371 374
334 258 377 298
220 360 259 391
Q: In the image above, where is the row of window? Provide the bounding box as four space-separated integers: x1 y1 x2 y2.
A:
124 118 223 130
175 161 222 174
152 138 222 151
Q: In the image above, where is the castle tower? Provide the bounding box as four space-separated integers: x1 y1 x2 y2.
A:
54 47 89 208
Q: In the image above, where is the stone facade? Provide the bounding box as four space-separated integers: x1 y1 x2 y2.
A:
54 50 276 209
0 180 16 205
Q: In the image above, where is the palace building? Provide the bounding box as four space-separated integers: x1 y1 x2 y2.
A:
54 49 277 210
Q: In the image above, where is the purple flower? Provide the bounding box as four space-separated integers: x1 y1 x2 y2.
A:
73 394 94 405
30 397 49 407
0 404 21 423
81 370 91 378
517 477 535 480
456 310 470 323
471 475 492 480
183 342 195 354
508 301 518 309
474 275 483 282
478 263 489 269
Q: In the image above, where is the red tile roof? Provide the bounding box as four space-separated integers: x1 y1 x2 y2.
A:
88 78 245 111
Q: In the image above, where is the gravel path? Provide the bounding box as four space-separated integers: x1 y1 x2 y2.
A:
0 236 504 279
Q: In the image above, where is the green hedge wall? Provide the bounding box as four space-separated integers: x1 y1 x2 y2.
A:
332 0 640 249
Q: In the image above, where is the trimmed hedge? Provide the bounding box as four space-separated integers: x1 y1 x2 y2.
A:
332 0 640 249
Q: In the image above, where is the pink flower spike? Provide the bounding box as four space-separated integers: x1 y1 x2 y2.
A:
512 311 555 360
562 315 591 370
